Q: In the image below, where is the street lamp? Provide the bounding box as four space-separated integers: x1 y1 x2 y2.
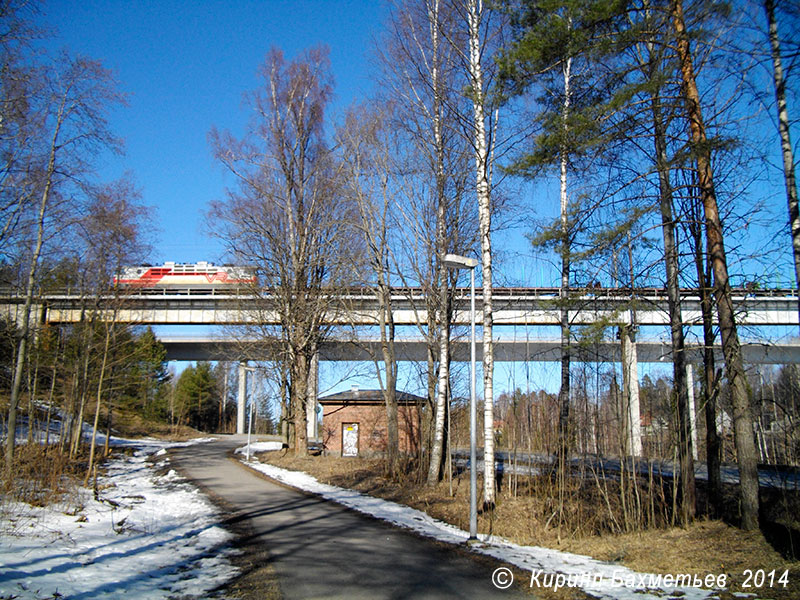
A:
443 253 479 542
242 366 256 461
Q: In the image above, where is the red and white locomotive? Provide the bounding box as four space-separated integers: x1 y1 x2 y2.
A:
114 262 256 290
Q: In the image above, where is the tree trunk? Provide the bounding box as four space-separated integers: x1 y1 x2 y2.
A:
292 349 309 455
556 55 573 471
44 359 58 446
427 272 451 485
467 0 495 507
670 0 759 529
85 321 113 484
379 281 399 476
650 84 696 523
5 150 55 470
71 327 94 457
687 192 723 515
764 0 800 324
426 0 451 486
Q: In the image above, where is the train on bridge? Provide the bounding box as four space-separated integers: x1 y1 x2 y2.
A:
110 261 796 300
114 262 256 290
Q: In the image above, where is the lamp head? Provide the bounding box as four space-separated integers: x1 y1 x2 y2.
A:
443 254 478 269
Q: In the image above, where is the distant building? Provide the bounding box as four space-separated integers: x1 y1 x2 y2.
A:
319 387 423 457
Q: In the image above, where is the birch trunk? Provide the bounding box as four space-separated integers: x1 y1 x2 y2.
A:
426 0 452 486
670 0 759 529
764 0 800 323
71 316 95 457
85 320 113 484
557 55 573 469
4 96 65 469
466 0 495 506
427 298 450 484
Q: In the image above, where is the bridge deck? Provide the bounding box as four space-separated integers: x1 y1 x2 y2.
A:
2 287 797 327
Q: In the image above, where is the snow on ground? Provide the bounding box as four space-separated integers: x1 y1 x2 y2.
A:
242 454 734 600
233 440 284 456
0 438 238 600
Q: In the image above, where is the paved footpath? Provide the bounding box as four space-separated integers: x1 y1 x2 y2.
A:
171 436 530 599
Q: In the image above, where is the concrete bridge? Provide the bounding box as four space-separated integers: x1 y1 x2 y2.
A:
162 333 800 449
2 286 797 445
2 286 798 327
159 335 800 364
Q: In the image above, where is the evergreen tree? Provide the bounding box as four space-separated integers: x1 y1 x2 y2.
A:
174 362 220 432
132 327 170 419
497 0 630 478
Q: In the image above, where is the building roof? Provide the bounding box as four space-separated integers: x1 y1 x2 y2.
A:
319 388 426 406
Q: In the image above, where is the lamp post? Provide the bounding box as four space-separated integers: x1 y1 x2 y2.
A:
242 366 256 461
443 253 479 541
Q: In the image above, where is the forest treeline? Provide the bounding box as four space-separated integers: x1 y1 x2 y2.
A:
1 0 799 534
487 367 800 466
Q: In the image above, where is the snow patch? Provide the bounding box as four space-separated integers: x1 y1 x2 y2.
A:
234 441 284 455
0 438 237 600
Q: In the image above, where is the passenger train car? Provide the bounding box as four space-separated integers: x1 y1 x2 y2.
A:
114 262 256 290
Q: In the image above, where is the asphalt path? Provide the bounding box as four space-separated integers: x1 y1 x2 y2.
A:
171 436 530 600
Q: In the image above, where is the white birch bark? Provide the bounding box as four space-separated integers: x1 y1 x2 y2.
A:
86 318 115 484
686 363 698 461
557 54 573 466
466 0 495 505
764 0 800 322
426 0 451 486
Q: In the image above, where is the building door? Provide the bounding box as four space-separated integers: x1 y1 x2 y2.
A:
342 423 359 457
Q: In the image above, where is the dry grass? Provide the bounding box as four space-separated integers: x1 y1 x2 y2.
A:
1 443 88 506
259 451 800 599
0 443 94 536
103 407 203 441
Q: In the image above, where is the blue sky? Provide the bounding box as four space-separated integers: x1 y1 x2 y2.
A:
39 1 796 400
43 0 387 263
40 0 795 284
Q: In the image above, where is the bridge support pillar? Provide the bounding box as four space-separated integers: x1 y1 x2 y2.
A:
306 351 319 440
620 325 643 456
237 361 248 435
687 364 698 460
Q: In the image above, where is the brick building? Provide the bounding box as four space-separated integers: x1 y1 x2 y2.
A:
319 388 423 457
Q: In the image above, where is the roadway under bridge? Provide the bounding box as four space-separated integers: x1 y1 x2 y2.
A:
159 336 800 365
162 333 800 447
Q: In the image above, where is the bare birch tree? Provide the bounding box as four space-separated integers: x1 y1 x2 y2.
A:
338 104 403 475
80 178 151 481
209 46 358 454
4 53 122 470
452 0 500 506
378 0 475 484
0 0 41 255
763 0 800 322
